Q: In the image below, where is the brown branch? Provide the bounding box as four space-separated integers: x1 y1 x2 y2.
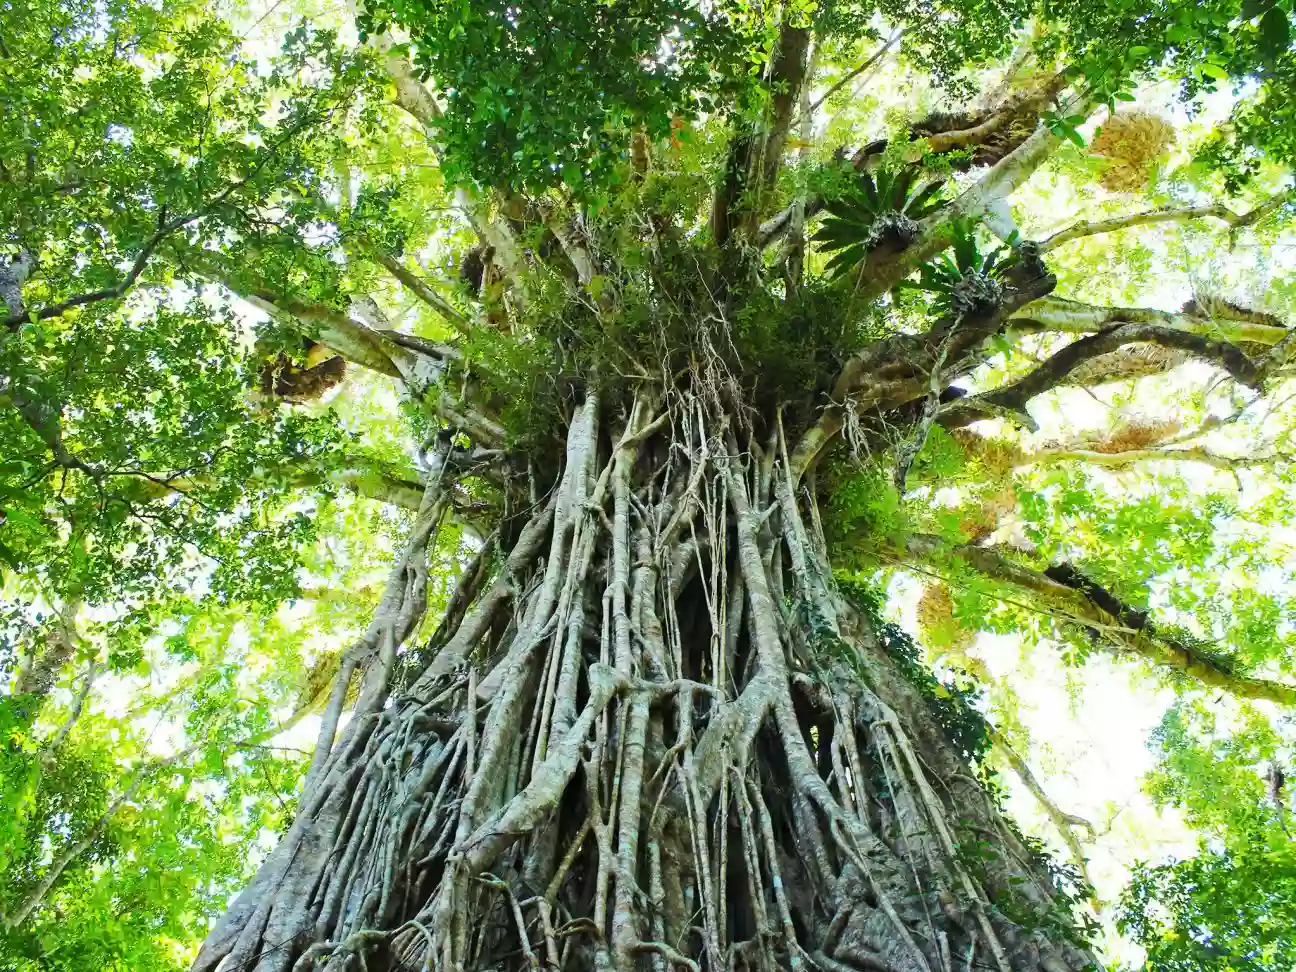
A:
790 252 1057 480
712 23 811 246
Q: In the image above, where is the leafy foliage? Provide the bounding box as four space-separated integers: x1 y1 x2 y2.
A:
356 0 748 195
1044 0 1296 176
1119 703 1296 971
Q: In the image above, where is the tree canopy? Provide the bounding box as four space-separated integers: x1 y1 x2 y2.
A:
2 0 1295 968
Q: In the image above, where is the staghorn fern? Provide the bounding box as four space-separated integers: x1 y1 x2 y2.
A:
901 217 1021 316
813 166 948 277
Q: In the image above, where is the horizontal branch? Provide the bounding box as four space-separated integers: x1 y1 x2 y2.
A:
1039 190 1294 252
1017 445 1276 472
1010 295 1290 347
790 254 1057 480
945 322 1264 429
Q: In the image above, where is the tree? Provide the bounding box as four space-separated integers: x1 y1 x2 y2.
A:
2 0 1295 969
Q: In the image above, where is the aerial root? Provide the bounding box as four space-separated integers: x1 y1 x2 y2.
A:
197 396 1097 972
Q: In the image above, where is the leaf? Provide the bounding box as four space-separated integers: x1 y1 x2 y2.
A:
1199 60 1230 80
0 538 23 572
1258 7 1291 59
1241 0 1269 20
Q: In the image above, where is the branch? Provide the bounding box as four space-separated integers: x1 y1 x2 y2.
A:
4 111 326 330
849 114 1082 302
1009 295 1291 347
1017 445 1279 472
370 250 470 335
173 247 411 378
42 659 97 760
944 322 1263 428
712 23 810 246
891 532 1296 706
759 74 1069 250
790 251 1057 480
12 599 82 705
991 729 1099 907
810 32 900 112
115 457 428 512
1039 190 1294 252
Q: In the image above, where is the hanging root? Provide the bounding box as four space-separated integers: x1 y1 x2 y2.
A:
195 391 1099 972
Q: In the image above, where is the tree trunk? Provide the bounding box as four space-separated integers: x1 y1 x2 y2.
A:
194 389 1097 972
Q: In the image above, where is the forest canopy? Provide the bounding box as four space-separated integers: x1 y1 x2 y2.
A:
1 0 1295 969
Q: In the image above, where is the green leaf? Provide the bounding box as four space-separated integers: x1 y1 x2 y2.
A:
1258 7 1291 59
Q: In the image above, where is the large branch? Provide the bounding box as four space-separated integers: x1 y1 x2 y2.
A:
847 113 1081 303
179 249 511 444
1039 190 1294 252
944 323 1265 430
790 254 1057 479
892 532 1296 706
1009 295 1290 347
